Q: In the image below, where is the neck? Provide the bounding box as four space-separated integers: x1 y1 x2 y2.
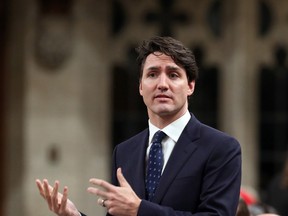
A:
148 110 188 129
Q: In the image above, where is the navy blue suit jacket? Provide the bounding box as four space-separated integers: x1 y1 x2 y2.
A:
108 114 241 216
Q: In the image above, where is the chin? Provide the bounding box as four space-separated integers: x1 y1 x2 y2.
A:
154 108 176 117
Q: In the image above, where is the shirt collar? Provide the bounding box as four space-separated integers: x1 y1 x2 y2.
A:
148 111 191 143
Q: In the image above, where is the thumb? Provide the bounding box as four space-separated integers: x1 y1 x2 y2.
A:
117 167 131 188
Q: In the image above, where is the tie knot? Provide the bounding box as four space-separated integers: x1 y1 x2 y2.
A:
152 130 166 144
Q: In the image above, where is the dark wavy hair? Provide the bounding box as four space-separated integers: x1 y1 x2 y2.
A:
135 36 199 83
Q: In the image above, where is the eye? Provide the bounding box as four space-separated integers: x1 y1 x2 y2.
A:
169 72 179 79
147 71 157 78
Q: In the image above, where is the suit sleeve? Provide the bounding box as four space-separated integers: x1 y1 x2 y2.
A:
137 137 242 216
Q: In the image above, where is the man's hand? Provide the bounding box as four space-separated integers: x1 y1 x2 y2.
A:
87 168 141 216
36 179 80 216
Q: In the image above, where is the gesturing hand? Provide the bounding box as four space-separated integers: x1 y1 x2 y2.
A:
36 179 80 216
87 168 141 216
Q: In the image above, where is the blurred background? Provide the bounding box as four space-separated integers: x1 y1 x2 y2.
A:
0 0 288 215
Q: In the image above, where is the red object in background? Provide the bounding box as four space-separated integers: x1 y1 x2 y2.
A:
240 188 258 205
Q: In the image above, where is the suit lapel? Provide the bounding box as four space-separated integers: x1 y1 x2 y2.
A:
153 115 201 203
129 130 149 199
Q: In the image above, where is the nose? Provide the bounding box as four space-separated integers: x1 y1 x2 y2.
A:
157 73 168 91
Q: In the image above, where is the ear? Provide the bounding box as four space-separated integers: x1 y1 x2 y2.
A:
139 81 143 96
187 80 195 96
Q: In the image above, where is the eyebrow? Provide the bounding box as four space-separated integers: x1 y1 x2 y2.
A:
146 65 181 71
146 66 161 71
166 65 181 71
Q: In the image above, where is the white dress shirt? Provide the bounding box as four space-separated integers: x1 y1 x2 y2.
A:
147 111 191 173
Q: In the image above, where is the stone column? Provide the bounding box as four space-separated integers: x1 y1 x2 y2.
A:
19 1 111 216
220 0 259 189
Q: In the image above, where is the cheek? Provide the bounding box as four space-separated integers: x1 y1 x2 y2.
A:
174 85 191 96
139 85 150 99
140 81 153 94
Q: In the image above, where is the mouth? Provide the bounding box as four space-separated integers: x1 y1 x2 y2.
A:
154 94 171 100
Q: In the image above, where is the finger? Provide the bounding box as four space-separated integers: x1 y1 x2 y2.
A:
89 178 115 191
117 168 131 189
43 179 53 209
87 187 108 198
103 199 109 208
97 198 108 207
97 198 104 206
35 179 45 198
59 186 68 213
52 181 60 211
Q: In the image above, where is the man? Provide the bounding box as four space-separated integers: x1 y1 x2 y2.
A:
36 36 242 216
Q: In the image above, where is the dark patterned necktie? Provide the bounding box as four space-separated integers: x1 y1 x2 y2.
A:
146 130 166 201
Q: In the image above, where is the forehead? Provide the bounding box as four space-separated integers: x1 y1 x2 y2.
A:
144 52 178 68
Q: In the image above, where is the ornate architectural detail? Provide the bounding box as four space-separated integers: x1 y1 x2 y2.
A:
34 0 74 70
144 0 189 36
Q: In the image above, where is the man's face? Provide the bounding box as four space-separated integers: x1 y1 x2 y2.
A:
139 52 195 121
